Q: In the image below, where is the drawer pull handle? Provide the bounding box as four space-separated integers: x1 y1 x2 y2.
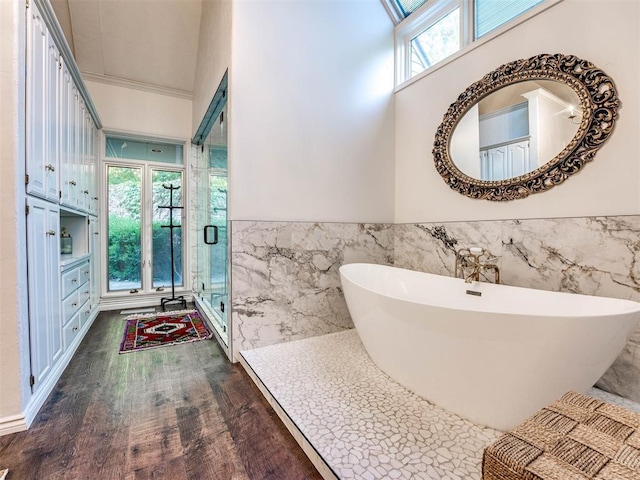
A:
83 190 89 194
46 230 56 236
45 164 55 172
69 180 77 186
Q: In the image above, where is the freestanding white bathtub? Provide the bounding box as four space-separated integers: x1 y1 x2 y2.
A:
339 263 640 431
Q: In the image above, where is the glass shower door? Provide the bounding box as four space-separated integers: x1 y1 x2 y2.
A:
196 105 228 338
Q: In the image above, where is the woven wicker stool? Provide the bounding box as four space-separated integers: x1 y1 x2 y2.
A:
482 391 640 480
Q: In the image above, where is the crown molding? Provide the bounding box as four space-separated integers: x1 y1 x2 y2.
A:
81 72 194 100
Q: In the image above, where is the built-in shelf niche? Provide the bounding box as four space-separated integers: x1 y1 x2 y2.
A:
59 208 89 266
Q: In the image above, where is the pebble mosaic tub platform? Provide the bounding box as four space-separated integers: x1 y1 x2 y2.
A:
240 330 640 480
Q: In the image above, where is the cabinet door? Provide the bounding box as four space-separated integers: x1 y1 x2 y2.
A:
26 3 48 199
26 198 62 390
77 100 87 212
87 119 99 215
45 30 60 201
89 215 100 311
60 60 78 208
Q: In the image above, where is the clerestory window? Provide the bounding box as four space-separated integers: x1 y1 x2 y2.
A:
388 0 553 87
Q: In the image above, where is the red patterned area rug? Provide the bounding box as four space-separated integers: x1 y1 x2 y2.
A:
119 309 212 354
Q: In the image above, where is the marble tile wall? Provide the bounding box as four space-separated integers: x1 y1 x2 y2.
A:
394 216 640 403
231 221 394 357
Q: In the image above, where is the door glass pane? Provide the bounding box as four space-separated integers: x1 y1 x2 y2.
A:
107 166 142 291
196 103 228 338
105 137 184 164
410 7 460 78
152 170 183 289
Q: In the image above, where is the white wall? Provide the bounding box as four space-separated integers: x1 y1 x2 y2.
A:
85 80 193 141
229 0 395 223
395 0 640 223
0 0 30 431
192 0 231 134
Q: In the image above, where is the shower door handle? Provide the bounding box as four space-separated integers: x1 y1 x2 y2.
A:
204 225 219 245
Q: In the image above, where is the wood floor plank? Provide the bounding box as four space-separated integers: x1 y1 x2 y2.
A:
208 362 322 480
0 309 322 479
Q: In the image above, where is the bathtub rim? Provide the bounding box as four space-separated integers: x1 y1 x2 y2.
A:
339 262 640 318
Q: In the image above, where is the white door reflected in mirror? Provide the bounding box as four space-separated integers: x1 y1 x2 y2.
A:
450 80 581 181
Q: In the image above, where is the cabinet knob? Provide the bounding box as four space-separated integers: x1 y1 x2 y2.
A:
72 278 77 283
69 180 77 186
83 190 89 194
73 326 78 331
45 164 55 172
46 230 56 236
92 197 98 200
72 302 77 307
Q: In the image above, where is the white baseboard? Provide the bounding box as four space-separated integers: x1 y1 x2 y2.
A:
0 413 27 436
100 293 194 312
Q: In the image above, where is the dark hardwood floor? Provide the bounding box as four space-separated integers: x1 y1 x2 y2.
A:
0 309 322 480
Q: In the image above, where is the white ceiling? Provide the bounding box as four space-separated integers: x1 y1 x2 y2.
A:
51 0 202 97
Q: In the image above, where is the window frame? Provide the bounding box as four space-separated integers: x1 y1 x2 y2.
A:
393 0 564 89
100 132 189 301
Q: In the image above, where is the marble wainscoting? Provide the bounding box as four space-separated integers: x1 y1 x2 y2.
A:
231 221 393 358
394 215 640 403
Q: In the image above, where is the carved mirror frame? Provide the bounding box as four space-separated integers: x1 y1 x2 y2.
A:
432 53 620 201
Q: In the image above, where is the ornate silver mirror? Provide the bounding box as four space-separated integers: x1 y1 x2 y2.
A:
433 54 620 201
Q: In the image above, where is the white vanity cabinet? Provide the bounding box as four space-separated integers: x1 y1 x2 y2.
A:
61 260 91 349
26 197 62 392
24 0 103 422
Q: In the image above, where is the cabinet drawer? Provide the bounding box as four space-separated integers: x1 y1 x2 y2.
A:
79 264 90 285
62 290 80 324
78 286 90 310
78 301 91 328
61 268 80 298
63 314 81 349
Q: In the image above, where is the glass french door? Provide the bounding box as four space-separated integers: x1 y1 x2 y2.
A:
106 163 184 294
195 104 228 337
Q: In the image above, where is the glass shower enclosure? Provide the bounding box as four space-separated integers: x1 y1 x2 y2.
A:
194 103 228 343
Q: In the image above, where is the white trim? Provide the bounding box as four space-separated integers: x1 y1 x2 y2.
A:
0 414 28 436
103 130 187 147
99 292 194 311
101 145 189 300
81 72 193 101
394 0 565 91
395 0 462 85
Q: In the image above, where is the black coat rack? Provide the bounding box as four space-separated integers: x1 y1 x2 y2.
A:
159 183 186 311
